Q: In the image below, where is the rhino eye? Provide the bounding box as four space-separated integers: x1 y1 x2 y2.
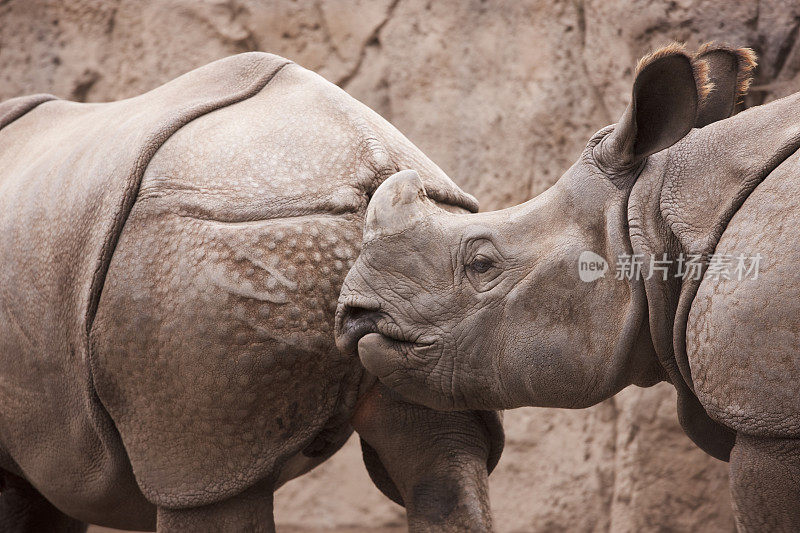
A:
468 257 494 274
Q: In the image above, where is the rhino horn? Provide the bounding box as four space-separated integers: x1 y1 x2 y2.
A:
365 170 435 240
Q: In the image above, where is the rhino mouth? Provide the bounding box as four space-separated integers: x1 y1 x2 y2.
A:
335 304 434 356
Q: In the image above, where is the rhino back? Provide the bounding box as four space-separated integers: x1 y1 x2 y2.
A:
88 62 475 507
0 52 289 526
687 147 800 438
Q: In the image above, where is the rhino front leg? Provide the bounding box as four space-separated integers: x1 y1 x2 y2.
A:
353 382 497 532
729 433 800 532
156 479 275 533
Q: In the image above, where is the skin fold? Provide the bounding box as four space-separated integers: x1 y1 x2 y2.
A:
336 43 800 530
0 53 502 532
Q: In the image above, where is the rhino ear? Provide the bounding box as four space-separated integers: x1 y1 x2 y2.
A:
693 43 757 128
596 44 710 172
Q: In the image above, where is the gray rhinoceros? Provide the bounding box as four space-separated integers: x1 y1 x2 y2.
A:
0 52 503 532
335 43 800 530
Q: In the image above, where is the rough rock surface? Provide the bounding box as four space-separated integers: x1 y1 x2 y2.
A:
2 0 798 531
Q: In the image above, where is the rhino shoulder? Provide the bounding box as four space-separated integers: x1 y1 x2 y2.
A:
687 147 800 438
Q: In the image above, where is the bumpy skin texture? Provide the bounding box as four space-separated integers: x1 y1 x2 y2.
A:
0 53 284 530
336 44 800 530
728 434 800 532
687 146 800 437
0 53 502 531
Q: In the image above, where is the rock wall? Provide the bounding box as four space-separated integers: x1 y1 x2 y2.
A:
3 1 797 531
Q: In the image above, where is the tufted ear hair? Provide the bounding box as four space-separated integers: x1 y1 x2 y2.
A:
693 43 757 128
595 43 711 173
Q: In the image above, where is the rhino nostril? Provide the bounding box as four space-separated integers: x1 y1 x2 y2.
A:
345 306 378 322
335 297 379 330
334 299 383 354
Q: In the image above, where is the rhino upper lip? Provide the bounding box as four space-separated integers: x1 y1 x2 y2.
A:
336 310 433 355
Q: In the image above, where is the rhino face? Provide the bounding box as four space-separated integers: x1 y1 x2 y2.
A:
336 148 642 410
335 44 753 411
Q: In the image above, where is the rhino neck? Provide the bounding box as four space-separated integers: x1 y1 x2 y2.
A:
602 180 666 391
539 169 666 399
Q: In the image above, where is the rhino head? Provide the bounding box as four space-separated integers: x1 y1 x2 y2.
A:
335 44 756 412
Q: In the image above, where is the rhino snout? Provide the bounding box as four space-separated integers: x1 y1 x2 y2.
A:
335 296 435 357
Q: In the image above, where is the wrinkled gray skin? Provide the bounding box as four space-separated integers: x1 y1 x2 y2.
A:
0 53 502 532
337 44 800 531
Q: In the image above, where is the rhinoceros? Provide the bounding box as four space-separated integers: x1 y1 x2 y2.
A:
0 52 503 532
335 43 800 530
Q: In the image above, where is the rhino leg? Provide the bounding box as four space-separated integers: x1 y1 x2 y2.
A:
156 478 274 533
0 470 86 533
352 383 495 532
729 433 800 532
